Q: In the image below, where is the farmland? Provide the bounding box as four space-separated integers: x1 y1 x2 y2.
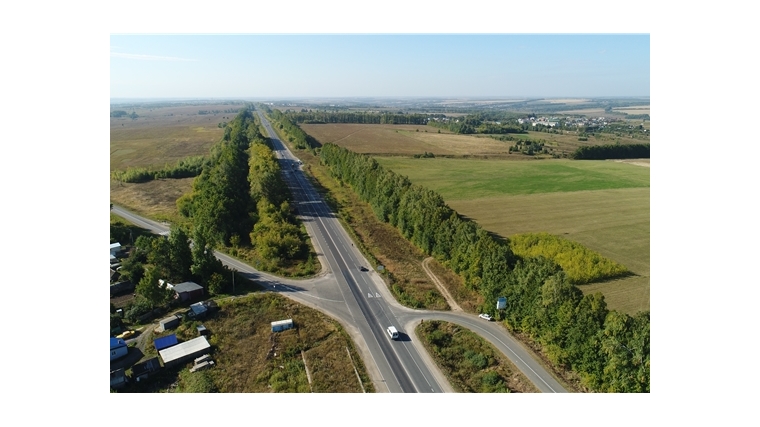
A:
110 103 247 221
300 122 647 159
110 103 240 171
373 156 650 314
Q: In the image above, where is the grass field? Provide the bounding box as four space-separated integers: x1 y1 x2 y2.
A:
110 104 235 171
374 157 650 314
376 157 649 198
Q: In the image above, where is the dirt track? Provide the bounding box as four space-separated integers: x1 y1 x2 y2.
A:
421 257 463 312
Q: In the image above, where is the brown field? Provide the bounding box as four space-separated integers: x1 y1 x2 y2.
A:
301 123 647 159
110 177 193 224
614 106 651 116
555 108 610 116
110 103 236 171
547 98 592 104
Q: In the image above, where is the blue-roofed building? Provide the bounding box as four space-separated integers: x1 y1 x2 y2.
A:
110 337 128 361
154 334 178 352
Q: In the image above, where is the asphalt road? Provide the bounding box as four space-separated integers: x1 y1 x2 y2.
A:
110 108 567 393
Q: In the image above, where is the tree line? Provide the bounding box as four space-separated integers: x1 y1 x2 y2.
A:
572 143 650 160
319 142 649 392
267 109 321 151
426 114 525 135
285 110 435 125
111 156 208 183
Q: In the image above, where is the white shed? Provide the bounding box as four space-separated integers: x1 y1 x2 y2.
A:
271 319 294 332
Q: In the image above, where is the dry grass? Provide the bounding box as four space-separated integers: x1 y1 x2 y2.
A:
425 258 482 312
613 106 651 115
301 123 647 159
202 293 373 393
547 98 592 104
110 104 234 171
109 103 233 220
110 177 194 224
300 123 512 157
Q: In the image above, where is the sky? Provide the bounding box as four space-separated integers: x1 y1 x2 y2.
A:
110 34 649 99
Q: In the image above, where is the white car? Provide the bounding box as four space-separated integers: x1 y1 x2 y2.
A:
479 313 492 321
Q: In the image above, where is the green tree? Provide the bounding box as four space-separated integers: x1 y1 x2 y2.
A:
135 267 172 308
118 254 145 284
207 272 226 296
168 226 193 282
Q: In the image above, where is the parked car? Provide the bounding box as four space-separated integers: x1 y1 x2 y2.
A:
478 313 492 321
116 330 136 339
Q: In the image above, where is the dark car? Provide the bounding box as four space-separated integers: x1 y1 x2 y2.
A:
359 266 369 272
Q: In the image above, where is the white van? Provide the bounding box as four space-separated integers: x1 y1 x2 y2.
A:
386 326 399 340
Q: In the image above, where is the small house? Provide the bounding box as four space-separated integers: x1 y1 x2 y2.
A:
110 242 122 262
187 302 208 319
157 314 182 333
172 281 204 302
271 319 294 332
110 337 128 361
131 357 161 382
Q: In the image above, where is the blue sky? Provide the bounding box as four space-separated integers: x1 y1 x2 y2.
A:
110 34 649 99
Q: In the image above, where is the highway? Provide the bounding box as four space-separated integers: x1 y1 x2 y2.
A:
110 107 567 393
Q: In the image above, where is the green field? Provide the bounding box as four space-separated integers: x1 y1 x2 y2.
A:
376 157 649 199
375 157 650 314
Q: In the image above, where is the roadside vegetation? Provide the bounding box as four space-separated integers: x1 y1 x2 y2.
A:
416 320 538 393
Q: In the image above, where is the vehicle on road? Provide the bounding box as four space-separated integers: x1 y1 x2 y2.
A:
478 313 492 321
359 266 368 272
387 326 399 340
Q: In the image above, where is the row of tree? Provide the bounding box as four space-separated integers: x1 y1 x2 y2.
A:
572 143 650 160
111 156 208 184
284 110 435 125
267 109 320 150
177 107 309 268
318 142 649 392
